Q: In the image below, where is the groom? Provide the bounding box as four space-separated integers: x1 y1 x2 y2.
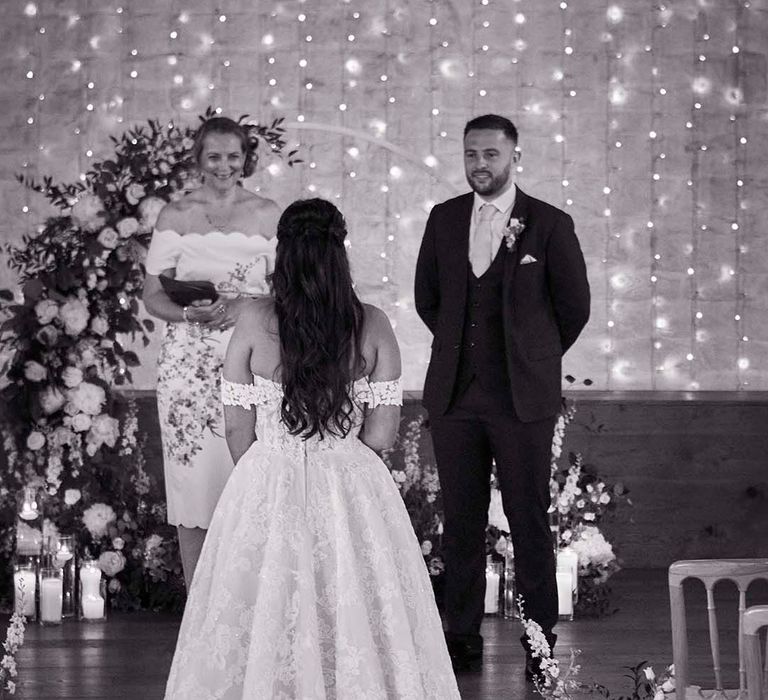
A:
414 114 590 677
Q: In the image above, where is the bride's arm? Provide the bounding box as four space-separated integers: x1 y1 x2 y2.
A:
359 307 402 452
222 312 258 463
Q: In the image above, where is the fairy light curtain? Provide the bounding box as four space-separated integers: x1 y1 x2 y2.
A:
1 0 766 391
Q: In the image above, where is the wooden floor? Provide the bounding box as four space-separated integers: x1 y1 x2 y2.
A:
6 568 768 699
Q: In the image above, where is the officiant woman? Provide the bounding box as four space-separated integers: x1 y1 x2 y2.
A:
142 116 280 588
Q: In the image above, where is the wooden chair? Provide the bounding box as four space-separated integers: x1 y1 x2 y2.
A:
744 605 768 700
669 559 768 700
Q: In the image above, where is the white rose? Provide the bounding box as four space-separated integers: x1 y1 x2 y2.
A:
661 679 675 693
108 578 122 594
137 196 166 231
88 413 120 448
64 488 81 506
584 512 596 521
97 227 119 249
34 299 59 325
125 183 146 205
116 217 139 238
653 691 665 700
26 430 46 451
61 366 84 388
599 493 611 504
644 667 656 682
81 502 116 538
24 360 47 382
91 316 110 336
70 193 105 230
90 316 109 336
420 540 432 556
40 386 66 415
77 341 99 367
98 550 126 576
68 381 106 415
144 533 164 556
60 298 90 337
71 413 92 432
50 426 74 447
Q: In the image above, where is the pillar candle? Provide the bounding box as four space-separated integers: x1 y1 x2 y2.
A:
81 595 105 620
484 568 500 614
40 576 63 623
557 547 579 592
556 571 573 618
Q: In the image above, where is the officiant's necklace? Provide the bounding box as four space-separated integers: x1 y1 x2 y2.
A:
203 201 237 231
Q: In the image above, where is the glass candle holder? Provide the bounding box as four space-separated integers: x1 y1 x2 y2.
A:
16 487 44 567
16 486 43 524
39 567 63 626
46 535 77 619
484 560 502 615
503 540 518 619
13 562 37 620
78 559 107 622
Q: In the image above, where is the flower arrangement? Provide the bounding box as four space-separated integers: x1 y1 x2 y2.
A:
0 109 298 611
379 392 627 617
382 416 445 581
0 605 26 696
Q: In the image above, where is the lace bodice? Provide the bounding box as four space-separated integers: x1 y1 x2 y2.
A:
222 375 402 455
145 229 276 296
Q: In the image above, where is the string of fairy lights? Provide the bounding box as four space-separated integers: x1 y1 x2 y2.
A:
10 0 763 390
731 0 748 387
603 10 618 386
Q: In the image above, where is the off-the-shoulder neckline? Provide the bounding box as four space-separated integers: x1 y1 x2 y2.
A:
154 229 276 243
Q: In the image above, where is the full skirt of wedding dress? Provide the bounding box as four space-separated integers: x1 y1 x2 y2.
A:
164 437 460 700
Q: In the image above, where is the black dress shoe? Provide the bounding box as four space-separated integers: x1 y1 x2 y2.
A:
446 636 483 673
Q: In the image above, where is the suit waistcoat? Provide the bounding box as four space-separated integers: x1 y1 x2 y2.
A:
455 244 510 394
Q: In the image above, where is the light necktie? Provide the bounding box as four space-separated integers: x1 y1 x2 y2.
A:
470 203 497 277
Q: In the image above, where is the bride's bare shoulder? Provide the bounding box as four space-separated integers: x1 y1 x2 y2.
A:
236 297 277 336
361 304 397 347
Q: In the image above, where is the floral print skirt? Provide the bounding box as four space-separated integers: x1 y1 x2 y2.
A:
156 322 235 528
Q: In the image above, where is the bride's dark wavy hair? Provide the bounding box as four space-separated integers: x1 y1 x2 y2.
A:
271 198 365 440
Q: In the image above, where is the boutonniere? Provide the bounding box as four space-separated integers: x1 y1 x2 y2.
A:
503 217 525 251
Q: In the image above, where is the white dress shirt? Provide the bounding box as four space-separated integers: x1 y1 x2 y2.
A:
468 184 517 264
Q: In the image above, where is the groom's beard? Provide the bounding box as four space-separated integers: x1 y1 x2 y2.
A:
466 162 513 197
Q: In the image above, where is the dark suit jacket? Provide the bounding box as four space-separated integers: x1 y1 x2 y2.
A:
414 186 590 422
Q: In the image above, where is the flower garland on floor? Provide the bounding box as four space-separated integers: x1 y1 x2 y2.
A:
0 607 26 696
518 598 675 700
0 109 298 612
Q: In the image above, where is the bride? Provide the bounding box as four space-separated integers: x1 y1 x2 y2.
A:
164 198 460 699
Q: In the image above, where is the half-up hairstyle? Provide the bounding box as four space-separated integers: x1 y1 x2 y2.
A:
271 198 365 440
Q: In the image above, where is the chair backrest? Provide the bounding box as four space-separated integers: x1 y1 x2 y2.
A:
743 605 768 700
669 559 768 700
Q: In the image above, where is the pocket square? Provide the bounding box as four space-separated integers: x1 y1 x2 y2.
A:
520 254 538 265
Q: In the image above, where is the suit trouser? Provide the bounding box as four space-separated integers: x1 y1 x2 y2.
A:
429 376 558 643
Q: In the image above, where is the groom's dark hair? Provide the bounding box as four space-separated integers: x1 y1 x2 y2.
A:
464 114 518 143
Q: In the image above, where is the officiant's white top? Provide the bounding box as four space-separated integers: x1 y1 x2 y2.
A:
145 229 277 296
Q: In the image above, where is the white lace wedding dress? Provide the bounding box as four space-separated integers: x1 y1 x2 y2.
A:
164 375 460 700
